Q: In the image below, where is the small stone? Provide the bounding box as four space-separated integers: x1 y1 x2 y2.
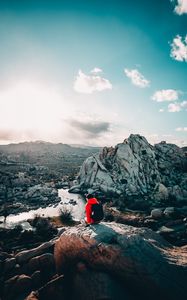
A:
151 209 163 220
164 207 176 218
157 226 174 234
24 291 39 300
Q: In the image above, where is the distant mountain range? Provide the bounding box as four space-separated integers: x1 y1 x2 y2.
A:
0 140 186 153
0 141 101 175
0 141 101 154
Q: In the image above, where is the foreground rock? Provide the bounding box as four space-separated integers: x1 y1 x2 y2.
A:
70 134 187 208
0 240 57 300
54 222 187 300
2 221 186 300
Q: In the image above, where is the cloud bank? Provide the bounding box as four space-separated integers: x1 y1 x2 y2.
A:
175 127 187 131
152 89 179 102
171 0 187 15
74 69 112 94
124 69 150 88
170 35 187 62
69 119 111 138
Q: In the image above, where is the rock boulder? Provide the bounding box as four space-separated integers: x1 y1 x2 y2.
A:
54 222 187 300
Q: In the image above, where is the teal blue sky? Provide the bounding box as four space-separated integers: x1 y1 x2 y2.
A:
0 0 187 146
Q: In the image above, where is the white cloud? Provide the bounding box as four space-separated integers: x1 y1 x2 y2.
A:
124 68 150 88
171 0 187 15
168 100 187 112
159 109 164 112
90 67 103 74
175 127 187 131
74 70 112 94
152 89 179 102
168 103 181 112
170 35 187 62
181 100 187 109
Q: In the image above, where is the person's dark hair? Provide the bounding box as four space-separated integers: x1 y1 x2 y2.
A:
86 193 94 199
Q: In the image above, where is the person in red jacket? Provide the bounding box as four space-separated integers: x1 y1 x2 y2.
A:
85 193 99 224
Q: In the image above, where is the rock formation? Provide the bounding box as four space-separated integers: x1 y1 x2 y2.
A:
69 134 187 205
54 222 187 300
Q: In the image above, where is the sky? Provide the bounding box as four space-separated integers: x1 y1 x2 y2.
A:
0 0 187 147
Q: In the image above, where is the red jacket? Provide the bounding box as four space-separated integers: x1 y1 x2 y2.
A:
85 197 99 224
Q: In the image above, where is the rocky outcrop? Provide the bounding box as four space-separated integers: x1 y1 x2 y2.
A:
54 222 187 300
70 134 187 205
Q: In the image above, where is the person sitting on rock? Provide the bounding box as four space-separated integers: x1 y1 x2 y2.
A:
85 194 104 225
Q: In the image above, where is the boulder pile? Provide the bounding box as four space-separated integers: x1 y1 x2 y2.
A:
0 240 56 300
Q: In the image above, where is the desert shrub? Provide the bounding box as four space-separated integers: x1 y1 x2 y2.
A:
13 224 23 234
32 215 57 238
32 214 42 227
59 206 73 225
19 230 34 242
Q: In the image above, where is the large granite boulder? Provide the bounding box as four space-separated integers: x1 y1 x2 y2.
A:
54 222 187 300
69 134 187 204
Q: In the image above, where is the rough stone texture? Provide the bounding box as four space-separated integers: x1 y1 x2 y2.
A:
164 207 177 218
25 291 39 300
15 241 55 265
54 222 187 300
4 274 32 300
0 252 12 261
28 253 56 280
26 275 65 300
151 208 163 219
70 134 187 204
4 258 17 273
31 271 42 289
